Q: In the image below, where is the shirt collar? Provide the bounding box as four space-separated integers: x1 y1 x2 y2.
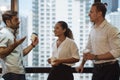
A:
5 27 19 36
6 27 15 34
94 19 107 28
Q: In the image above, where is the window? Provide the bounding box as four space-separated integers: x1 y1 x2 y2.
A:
7 0 119 80
0 0 11 27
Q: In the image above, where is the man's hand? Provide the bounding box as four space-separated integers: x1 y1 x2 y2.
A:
14 36 26 46
83 53 96 60
0 37 26 58
31 37 39 47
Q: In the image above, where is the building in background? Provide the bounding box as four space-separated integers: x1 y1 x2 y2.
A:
25 0 94 80
106 9 120 29
0 0 10 27
102 0 118 14
0 0 120 80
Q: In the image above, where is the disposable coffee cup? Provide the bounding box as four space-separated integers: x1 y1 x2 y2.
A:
83 49 90 54
31 33 38 42
51 57 57 65
83 49 90 61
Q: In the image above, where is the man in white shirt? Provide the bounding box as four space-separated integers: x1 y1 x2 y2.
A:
0 10 39 80
76 2 120 80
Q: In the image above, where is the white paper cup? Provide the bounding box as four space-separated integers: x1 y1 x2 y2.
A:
83 49 90 54
31 33 38 42
51 57 57 65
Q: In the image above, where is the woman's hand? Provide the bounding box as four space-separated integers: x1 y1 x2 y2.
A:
51 59 62 66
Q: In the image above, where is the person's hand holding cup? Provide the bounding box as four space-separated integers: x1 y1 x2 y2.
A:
31 33 38 42
83 49 90 61
31 33 39 47
50 57 57 66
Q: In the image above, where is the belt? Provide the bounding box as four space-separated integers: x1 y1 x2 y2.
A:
94 60 118 68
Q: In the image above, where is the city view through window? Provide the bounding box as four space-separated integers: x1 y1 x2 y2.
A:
0 0 120 80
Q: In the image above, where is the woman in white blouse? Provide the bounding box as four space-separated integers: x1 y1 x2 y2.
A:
47 21 80 80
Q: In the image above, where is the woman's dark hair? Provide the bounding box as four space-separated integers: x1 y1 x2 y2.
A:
57 21 74 39
2 10 18 25
92 2 107 18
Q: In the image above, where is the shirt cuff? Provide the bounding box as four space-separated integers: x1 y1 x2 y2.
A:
110 50 120 58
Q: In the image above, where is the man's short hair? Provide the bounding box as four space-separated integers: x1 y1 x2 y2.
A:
92 2 107 18
2 10 18 24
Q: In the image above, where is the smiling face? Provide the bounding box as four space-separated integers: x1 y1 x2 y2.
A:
7 16 20 29
11 16 20 29
89 5 104 24
53 23 66 37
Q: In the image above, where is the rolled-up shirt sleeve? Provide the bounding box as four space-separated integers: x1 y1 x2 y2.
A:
0 33 8 47
70 42 80 59
109 27 120 58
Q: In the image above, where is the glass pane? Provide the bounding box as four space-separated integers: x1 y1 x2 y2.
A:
102 0 120 30
19 0 94 80
19 0 94 67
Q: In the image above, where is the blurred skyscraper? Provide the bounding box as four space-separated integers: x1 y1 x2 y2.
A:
26 0 94 80
0 0 10 27
102 0 119 13
106 9 120 31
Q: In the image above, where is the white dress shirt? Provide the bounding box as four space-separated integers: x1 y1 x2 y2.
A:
52 37 80 66
86 20 120 64
0 27 25 76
